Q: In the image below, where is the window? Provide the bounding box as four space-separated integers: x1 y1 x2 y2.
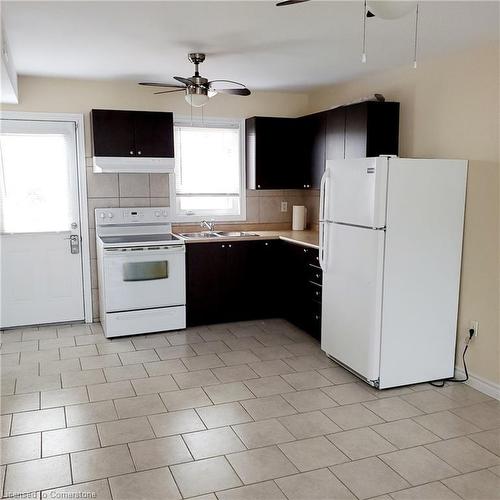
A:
171 118 245 221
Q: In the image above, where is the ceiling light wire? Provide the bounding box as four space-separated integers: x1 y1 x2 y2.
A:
413 2 420 68
362 0 367 63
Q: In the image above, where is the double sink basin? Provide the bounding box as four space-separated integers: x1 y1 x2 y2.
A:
179 231 259 239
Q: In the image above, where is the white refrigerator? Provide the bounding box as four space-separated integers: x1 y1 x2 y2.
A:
319 157 468 389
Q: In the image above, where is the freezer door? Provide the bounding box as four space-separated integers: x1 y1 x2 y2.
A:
327 158 388 228
321 223 385 382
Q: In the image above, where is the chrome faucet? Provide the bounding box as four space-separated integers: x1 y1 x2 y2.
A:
201 219 216 232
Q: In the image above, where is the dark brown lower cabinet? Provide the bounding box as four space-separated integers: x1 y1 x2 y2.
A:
186 239 321 340
281 242 322 340
186 240 281 327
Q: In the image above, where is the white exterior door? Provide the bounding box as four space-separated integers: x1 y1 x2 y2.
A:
321 223 385 382
0 119 85 328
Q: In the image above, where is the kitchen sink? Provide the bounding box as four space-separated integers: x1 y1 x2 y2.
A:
216 231 259 237
178 231 260 239
178 231 222 239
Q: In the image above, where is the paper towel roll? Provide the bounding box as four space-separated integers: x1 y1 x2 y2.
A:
292 205 307 231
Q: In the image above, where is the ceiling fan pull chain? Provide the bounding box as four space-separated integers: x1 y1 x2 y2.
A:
362 0 367 63
413 2 420 69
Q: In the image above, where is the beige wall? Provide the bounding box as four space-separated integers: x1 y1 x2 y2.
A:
1 76 310 319
307 43 500 386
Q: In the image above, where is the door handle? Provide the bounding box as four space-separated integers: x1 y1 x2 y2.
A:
66 234 80 254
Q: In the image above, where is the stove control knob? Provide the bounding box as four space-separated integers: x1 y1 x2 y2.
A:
154 211 161 217
107 212 114 219
99 213 106 219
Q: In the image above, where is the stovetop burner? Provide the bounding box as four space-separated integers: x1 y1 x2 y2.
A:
99 233 181 245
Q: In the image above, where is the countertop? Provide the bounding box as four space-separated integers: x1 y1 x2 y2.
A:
175 230 319 249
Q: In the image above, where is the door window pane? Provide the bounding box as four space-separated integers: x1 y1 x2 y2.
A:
0 124 75 233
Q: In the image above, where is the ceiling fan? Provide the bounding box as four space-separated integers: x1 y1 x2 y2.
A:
276 0 420 67
139 53 251 107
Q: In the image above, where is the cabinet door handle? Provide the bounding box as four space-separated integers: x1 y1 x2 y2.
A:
137 151 142 155
129 150 134 155
228 244 232 248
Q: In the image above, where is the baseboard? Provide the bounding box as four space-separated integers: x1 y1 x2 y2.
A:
454 366 500 400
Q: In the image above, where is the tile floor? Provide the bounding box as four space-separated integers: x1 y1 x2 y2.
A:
0 319 499 500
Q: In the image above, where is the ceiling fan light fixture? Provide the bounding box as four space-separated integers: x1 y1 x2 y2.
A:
184 86 210 107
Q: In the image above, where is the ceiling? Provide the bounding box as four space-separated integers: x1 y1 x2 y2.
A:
2 1 498 91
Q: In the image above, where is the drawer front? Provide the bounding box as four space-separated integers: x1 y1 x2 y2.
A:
307 264 322 285
306 282 322 303
298 246 320 266
306 300 322 340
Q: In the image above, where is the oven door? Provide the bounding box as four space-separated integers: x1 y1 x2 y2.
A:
103 245 185 312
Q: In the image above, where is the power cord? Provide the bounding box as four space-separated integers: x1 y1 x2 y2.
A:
429 328 473 388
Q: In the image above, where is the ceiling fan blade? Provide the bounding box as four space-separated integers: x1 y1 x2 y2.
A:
215 88 251 96
209 80 251 96
139 82 185 88
276 0 310 6
174 76 194 86
154 88 186 95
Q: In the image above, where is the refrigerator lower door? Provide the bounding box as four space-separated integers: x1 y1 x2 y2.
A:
327 157 388 228
321 223 385 383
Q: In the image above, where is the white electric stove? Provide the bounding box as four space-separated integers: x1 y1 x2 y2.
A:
95 207 186 338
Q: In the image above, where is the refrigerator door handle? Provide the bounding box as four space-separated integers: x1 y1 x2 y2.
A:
319 169 329 271
319 221 328 272
319 168 329 223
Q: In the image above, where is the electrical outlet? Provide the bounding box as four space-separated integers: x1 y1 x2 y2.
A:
469 320 479 338
280 201 288 213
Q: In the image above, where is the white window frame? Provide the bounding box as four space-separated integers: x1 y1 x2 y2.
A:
170 115 247 223
0 110 93 323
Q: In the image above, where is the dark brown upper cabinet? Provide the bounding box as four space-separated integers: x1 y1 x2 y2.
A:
246 101 399 191
91 109 174 158
325 106 346 161
298 112 326 189
245 117 305 190
344 101 400 159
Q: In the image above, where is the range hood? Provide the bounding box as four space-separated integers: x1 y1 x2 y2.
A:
92 156 175 174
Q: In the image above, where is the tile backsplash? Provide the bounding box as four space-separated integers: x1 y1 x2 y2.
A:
85 156 320 319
